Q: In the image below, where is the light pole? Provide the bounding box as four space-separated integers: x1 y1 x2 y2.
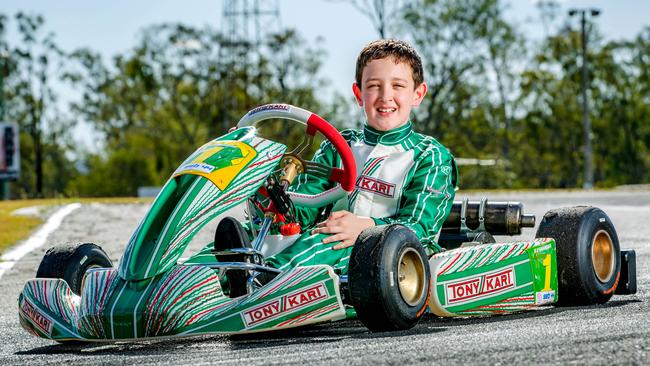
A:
1 51 8 200
568 8 600 190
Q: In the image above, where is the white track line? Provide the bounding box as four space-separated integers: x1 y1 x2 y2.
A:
0 203 82 280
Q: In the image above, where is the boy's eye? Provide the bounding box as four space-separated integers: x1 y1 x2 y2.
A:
394 84 406 89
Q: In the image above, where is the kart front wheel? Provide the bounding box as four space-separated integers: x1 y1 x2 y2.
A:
213 217 252 298
36 243 113 295
536 206 621 306
348 224 430 332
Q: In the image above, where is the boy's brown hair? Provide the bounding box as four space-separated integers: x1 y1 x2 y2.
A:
355 39 424 89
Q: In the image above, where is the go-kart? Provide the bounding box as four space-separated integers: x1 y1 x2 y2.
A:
18 104 637 341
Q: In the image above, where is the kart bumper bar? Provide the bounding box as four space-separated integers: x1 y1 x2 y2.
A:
615 249 637 295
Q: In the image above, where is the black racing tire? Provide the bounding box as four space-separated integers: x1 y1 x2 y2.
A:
348 224 431 332
214 217 252 298
535 206 621 306
36 243 113 296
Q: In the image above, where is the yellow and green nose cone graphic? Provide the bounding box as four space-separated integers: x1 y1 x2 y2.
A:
173 140 258 190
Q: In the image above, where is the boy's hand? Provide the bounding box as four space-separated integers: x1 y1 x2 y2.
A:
312 211 375 250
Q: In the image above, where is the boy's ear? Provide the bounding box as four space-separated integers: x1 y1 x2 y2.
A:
352 82 363 106
412 82 428 106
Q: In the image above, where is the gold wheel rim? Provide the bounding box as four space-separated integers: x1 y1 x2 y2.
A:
397 248 426 306
591 230 615 283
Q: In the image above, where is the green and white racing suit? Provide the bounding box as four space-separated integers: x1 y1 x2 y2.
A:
266 121 457 274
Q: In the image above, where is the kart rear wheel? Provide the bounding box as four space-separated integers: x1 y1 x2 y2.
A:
536 206 621 306
36 243 113 296
348 224 430 332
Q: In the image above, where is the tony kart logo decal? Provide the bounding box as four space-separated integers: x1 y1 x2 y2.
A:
356 175 395 198
248 104 290 116
242 299 282 327
20 298 53 336
446 267 515 304
241 282 328 327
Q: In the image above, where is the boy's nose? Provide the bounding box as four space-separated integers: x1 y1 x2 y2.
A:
379 88 394 101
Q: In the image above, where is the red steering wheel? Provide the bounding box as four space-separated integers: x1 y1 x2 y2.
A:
236 104 356 208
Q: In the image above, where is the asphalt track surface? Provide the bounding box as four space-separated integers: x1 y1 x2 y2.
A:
1 191 648 365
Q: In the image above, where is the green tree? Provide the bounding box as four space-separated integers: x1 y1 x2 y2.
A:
400 0 524 188
329 0 414 38
66 23 331 196
1 12 77 198
590 28 650 185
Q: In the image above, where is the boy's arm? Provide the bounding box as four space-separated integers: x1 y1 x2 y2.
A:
372 150 456 255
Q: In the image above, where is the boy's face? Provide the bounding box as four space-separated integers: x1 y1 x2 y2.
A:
352 57 427 132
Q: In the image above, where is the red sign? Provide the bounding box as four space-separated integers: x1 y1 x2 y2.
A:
20 299 53 335
356 175 395 197
284 283 327 311
446 268 515 304
447 278 481 303
241 283 328 327
242 299 282 326
484 269 515 293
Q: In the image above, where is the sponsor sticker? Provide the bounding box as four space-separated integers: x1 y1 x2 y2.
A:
356 175 395 198
535 290 556 305
172 141 258 190
176 163 215 174
248 104 290 116
20 298 53 336
446 267 516 304
534 244 552 253
241 282 328 327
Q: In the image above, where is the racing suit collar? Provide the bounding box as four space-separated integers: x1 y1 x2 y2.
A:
363 121 413 146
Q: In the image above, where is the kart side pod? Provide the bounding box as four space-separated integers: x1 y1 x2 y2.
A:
428 239 558 316
430 204 637 316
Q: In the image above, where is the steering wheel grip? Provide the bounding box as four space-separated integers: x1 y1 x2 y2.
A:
236 104 357 208
304 113 355 191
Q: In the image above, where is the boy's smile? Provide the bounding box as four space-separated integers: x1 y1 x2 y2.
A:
353 57 427 132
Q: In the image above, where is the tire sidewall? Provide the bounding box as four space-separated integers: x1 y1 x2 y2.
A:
575 209 621 302
537 206 621 305
350 225 430 331
59 244 112 295
378 229 430 324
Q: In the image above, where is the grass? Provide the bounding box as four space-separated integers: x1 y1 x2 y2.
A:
0 197 151 255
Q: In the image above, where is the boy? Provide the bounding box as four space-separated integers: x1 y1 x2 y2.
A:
265 39 457 274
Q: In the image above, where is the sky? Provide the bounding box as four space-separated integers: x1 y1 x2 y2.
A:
2 0 649 148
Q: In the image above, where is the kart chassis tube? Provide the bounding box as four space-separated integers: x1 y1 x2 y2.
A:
181 262 282 273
